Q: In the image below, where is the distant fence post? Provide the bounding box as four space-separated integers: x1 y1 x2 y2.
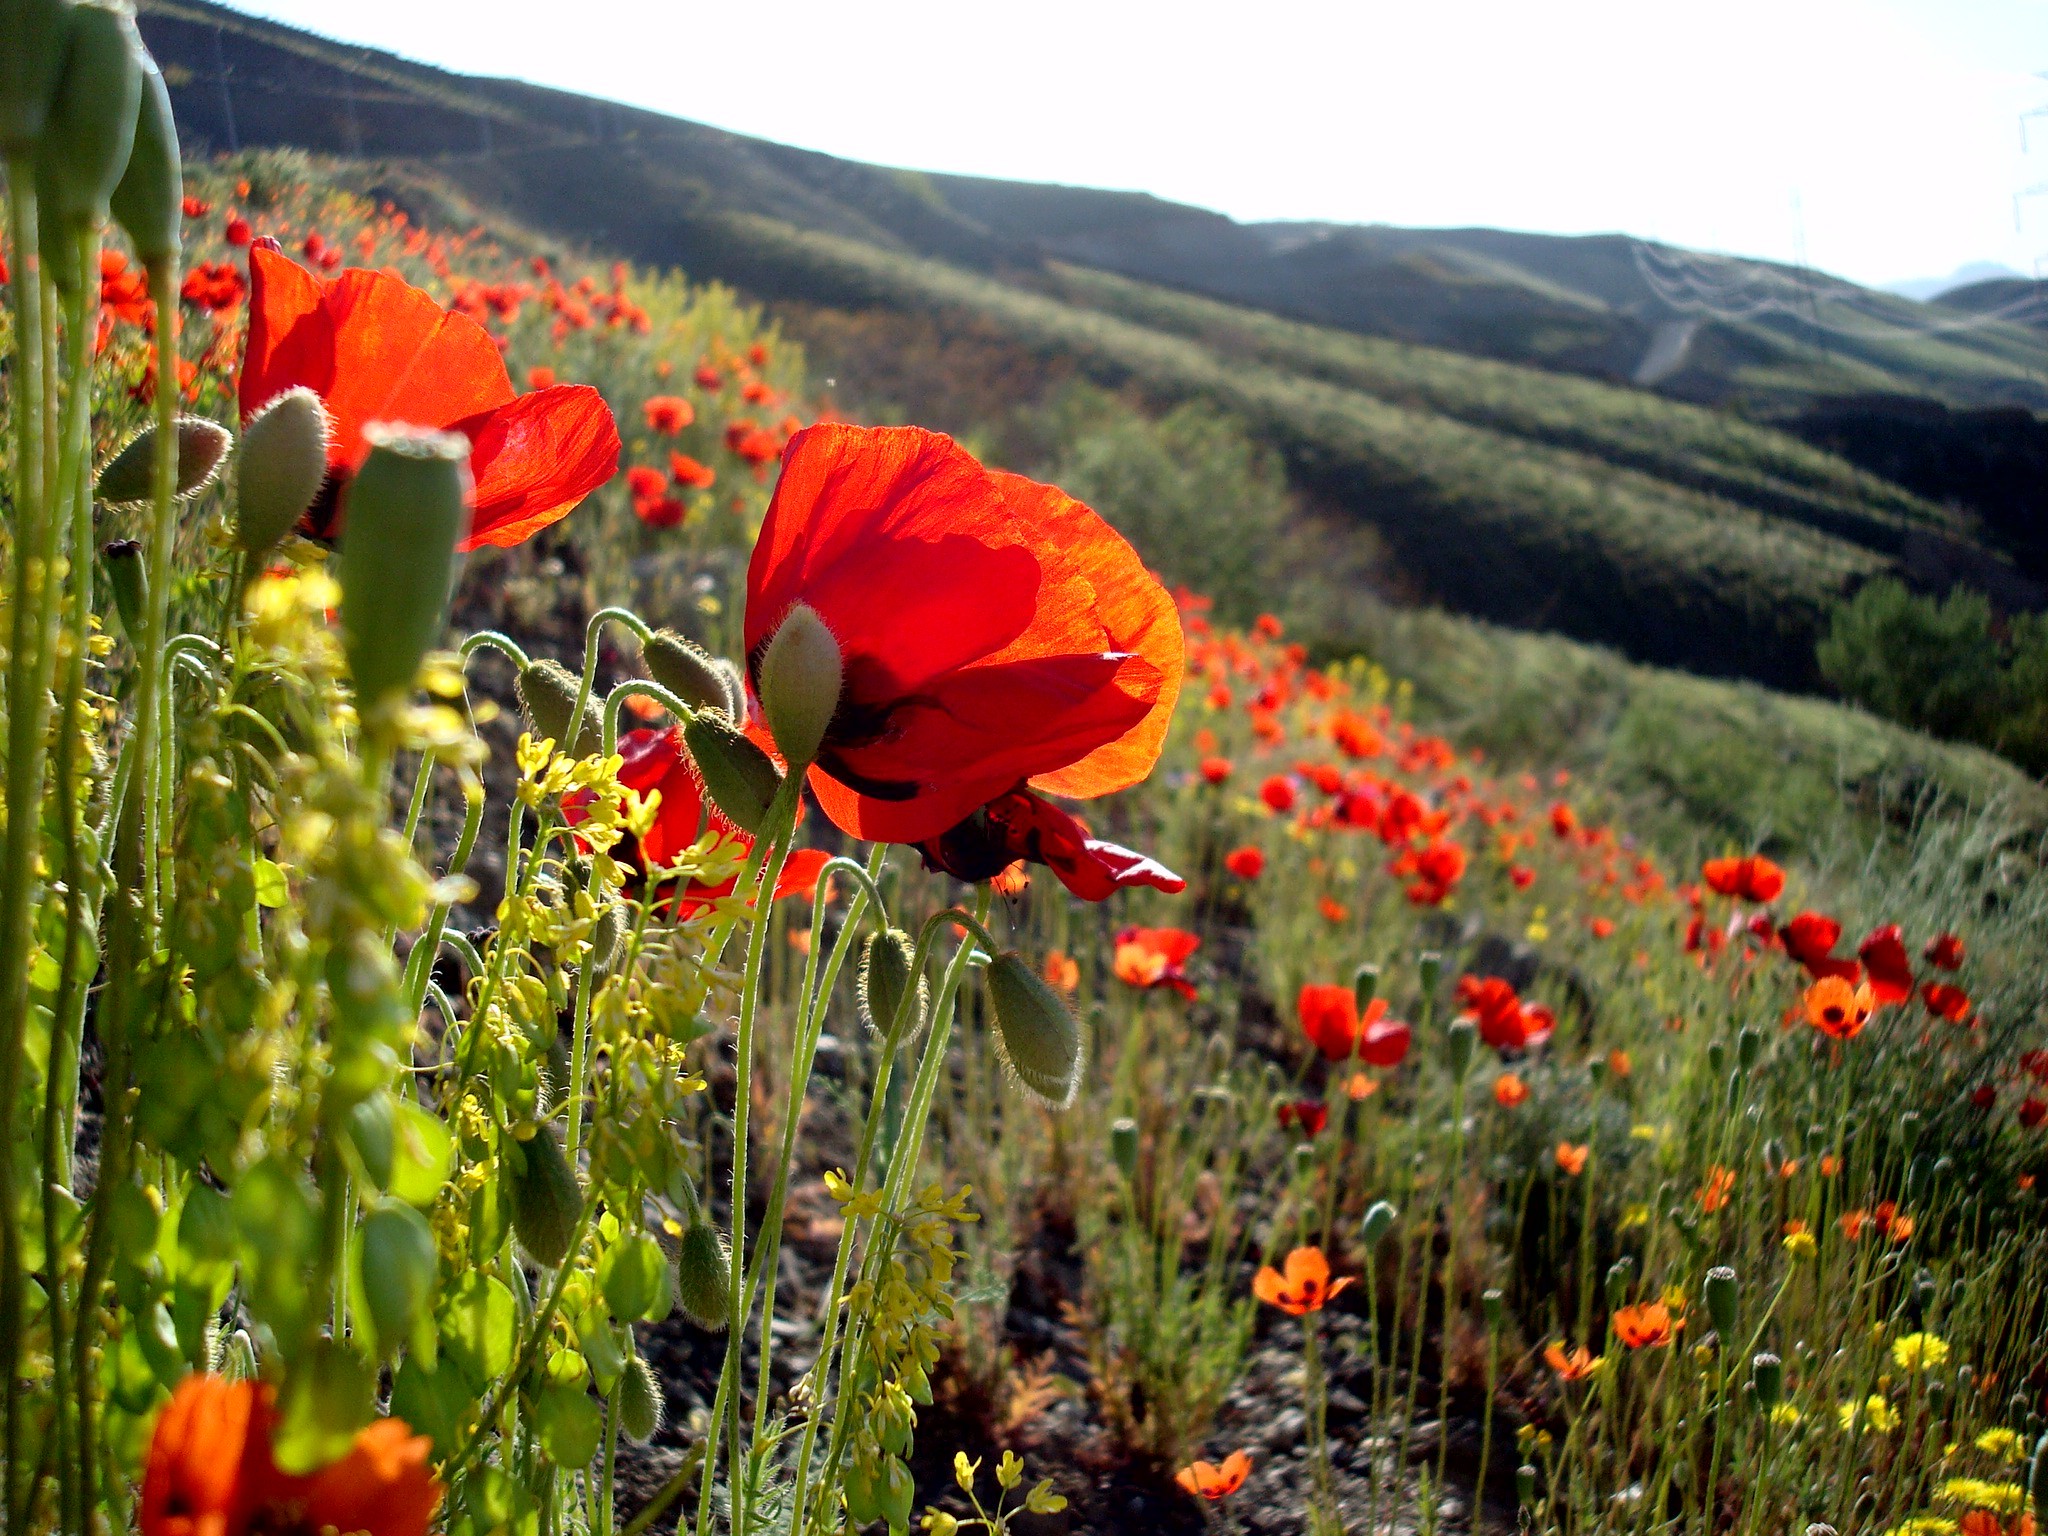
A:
210 23 240 151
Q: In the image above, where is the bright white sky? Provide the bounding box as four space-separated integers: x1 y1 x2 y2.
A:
226 0 2046 291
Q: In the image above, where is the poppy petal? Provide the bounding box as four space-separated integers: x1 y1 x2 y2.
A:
299 1419 440 1536
456 385 622 550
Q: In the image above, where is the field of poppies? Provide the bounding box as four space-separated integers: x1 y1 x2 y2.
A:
5 15 2048 1536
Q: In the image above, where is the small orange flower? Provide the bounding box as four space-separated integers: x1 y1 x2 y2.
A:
1606 1049 1632 1078
1493 1072 1530 1108
1819 1153 1840 1178
1176 1450 1251 1501
1112 927 1200 1000
1042 950 1080 995
1544 1342 1598 1380
642 394 695 433
1804 975 1875 1040
1318 896 1350 924
1611 1301 1673 1349
1782 1218 1810 1238
1555 1142 1590 1176
1840 1208 1872 1241
1695 1165 1735 1213
1345 1072 1379 1101
1253 1246 1353 1315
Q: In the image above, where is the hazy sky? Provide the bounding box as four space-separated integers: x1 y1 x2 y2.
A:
225 0 2045 290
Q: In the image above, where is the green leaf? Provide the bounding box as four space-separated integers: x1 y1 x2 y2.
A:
441 1273 517 1386
598 1233 666 1323
253 856 288 908
270 1339 375 1476
530 1381 601 1469
388 1100 454 1208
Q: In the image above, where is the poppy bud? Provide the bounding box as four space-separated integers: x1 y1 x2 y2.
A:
1517 1465 1537 1507
1704 1266 1738 1340
755 602 841 768
32 2 142 231
1446 1018 1477 1082
641 629 733 714
1482 1287 1504 1332
1417 951 1441 995
95 416 231 506
618 1355 662 1442
1735 1026 1762 1072
100 539 145 641
0 0 75 153
1203 1032 1231 1078
516 659 603 756
1353 963 1379 1012
1110 1117 1138 1181
337 424 472 712
682 711 781 834
357 1200 436 1362
858 927 925 1042
108 51 178 263
672 1215 731 1331
1751 1352 1782 1407
508 1123 582 1269
588 901 627 985
1707 1041 1727 1076
1899 1110 1921 1149
1291 1143 1316 1178
1361 1199 1397 1247
1606 1256 1634 1307
1762 1137 1785 1178
236 387 331 555
2030 1433 2048 1531
986 951 1083 1110
221 1327 258 1384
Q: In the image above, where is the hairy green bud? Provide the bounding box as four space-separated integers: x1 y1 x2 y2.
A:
95 416 231 506
516 659 603 755
986 951 1083 1110
618 1355 662 1442
236 387 331 555
672 1216 731 1331
508 1124 582 1269
337 425 470 712
755 602 841 768
641 629 735 714
682 711 781 834
858 927 925 1042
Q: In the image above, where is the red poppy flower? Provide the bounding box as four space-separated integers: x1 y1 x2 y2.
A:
643 395 694 434
181 195 212 218
694 361 723 390
574 727 828 917
239 245 620 549
745 424 1184 850
140 1374 439 1536
1778 912 1860 982
1610 1301 1673 1349
527 365 556 390
1254 1246 1351 1314
1258 775 1297 813
914 787 1182 902
1112 926 1200 1000
1455 975 1554 1052
1856 924 1915 1006
1924 931 1965 970
626 466 668 500
1296 984 1411 1065
1922 981 1973 1024
1175 1450 1251 1501
669 452 716 489
1199 755 1233 785
634 495 687 530
179 260 247 314
1224 845 1265 880
1701 854 1784 904
1804 975 1875 1040
224 214 251 246
1276 1099 1328 1135
2022 1097 2047 1129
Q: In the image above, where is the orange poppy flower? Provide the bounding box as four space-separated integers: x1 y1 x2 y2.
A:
1695 1165 1735 1212
1345 1072 1378 1100
1253 1245 1353 1315
140 1374 439 1536
1493 1072 1530 1108
1605 1049 1632 1077
745 426 1184 898
1112 926 1199 1000
239 245 619 549
1804 975 1875 1040
1555 1142 1590 1176
1610 1301 1673 1349
1297 984 1411 1066
1042 950 1080 995
1175 1449 1251 1500
1544 1342 1598 1380
642 394 694 434
1701 854 1784 903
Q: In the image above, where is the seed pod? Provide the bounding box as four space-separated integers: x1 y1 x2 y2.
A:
95 417 232 506
1762 1137 1786 1178
516 659 603 755
1361 1199 1398 1247
672 1216 731 1331
34 2 142 231
236 387 331 555
588 901 627 985
508 1123 582 1269
682 711 781 834
1735 1026 1762 1072
337 425 471 712
641 629 733 714
877 1454 915 1529
1606 1256 1635 1307
985 951 1083 1110
1517 1465 1537 1507
358 1200 436 1361
1482 1288 1504 1332
1752 1352 1783 1407
101 539 145 640
1704 1266 1739 1340
108 49 178 263
618 1355 662 1442
0 0 75 153
858 928 925 1042
1417 951 1441 995
1446 1018 1477 1083
1707 1040 1727 1076
755 603 841 768
1110 1118 1138 1181
1353 963 1380 1012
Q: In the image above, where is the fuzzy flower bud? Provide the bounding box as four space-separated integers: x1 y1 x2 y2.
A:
95 416 231 506
986 951 1083 1110
755 602 841 768
337 424 471 712
100 539 145 641
236 387 332 555
858 927 926 1042
508 1123 582 1269
641 629 736 715
673 1215 732 1331
1353 962 1380 1012
682 711 781 834
1752 1353 1783 1408
1110 1118 1139 1181
516 659 603 756
619 1356 662 1442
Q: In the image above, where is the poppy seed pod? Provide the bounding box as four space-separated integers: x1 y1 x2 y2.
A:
755 603 842 769
2029 1433 2048 1530
1361 1199 1398 1247
1110 1118 1139 1181
986 951 1083 1110
337 424 472 712
357 1200 436 1361
682 712 781 834
108 50 178 263
1736 1026 1763 1072
1352 963 1380 1012
100 539 145 640
508 1123 583 1269
1704 1266 1738 1340
95 416 232 506
1517 1465 1537 1507
641 629 734 715
858 927 925 1042
236 386 332 555
1751 1352 1783 1407
1446 1018 1477 1082
618 1355 662 1442
672 1216 732 1331
32 2 143 231
516 659 603 756
0 0 75 153
1482 1287 1504 1331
